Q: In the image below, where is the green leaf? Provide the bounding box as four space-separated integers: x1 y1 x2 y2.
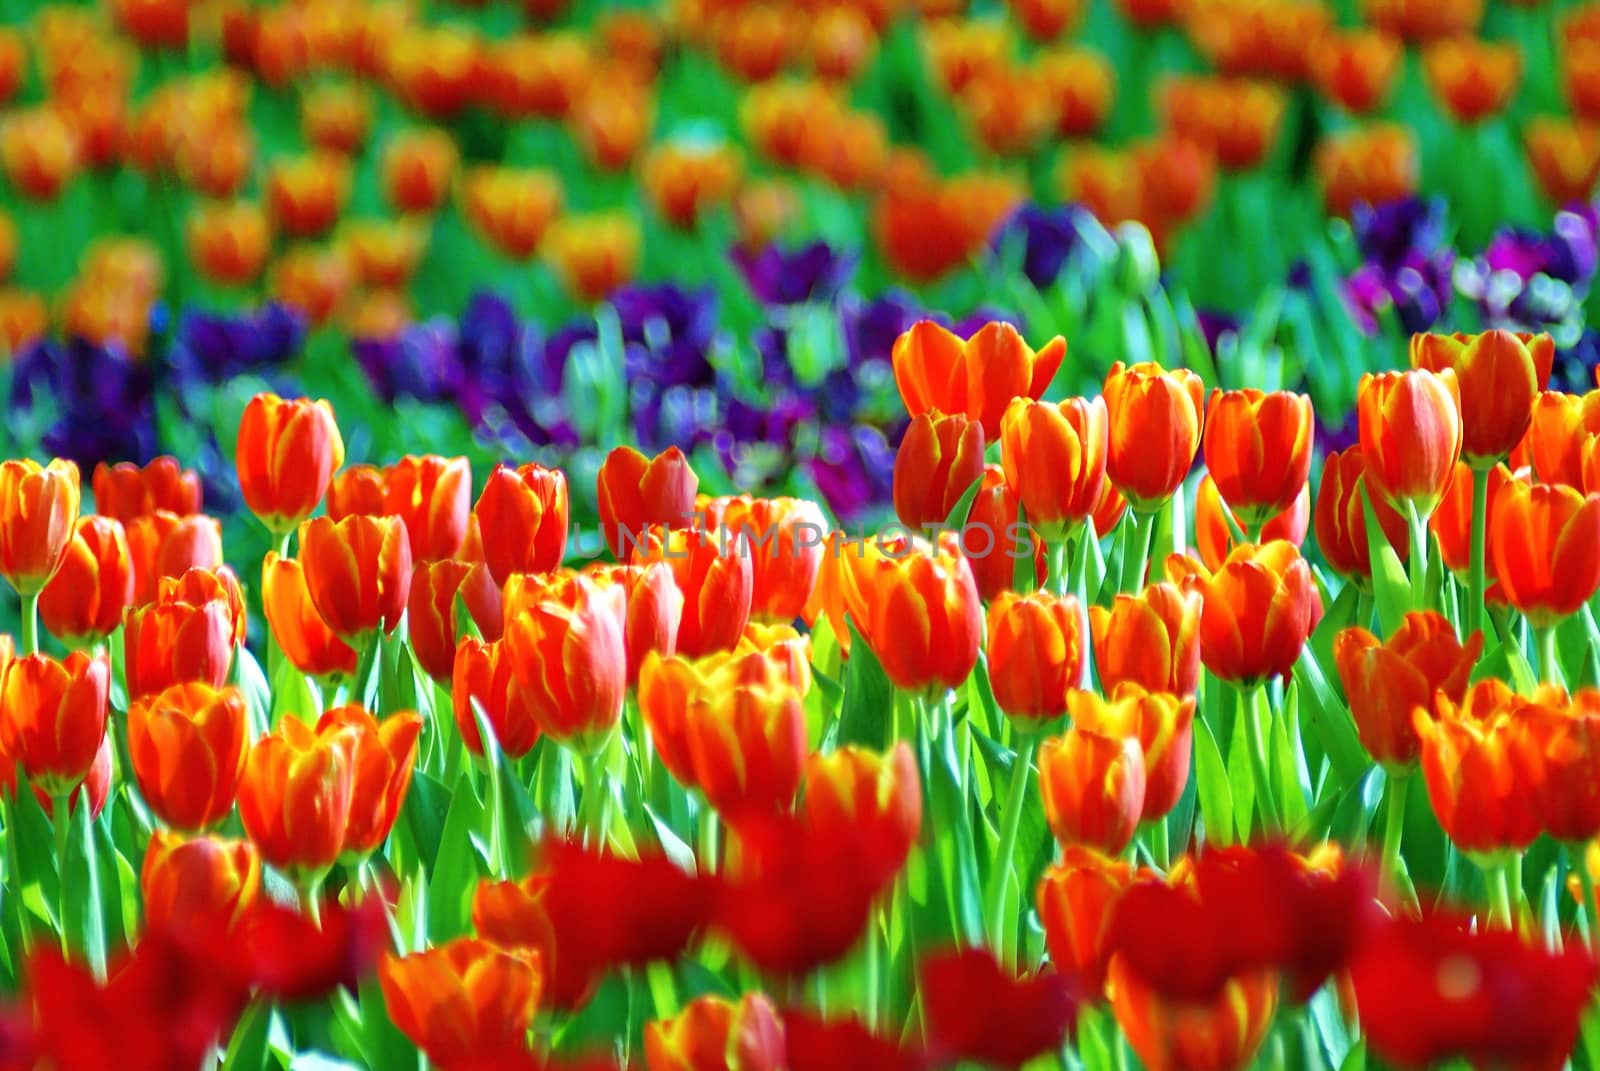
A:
1272 699 1309 829
1360 485 1411 636
1294 653 1369 790
222 1002 272 1071
269 650 318 728
381 639 421 718
644 804 699 874
838 615 894 749
1193 716 1233 847
235 646 274 739
426 773 485 940
1225 700 1257 843
61 798 106 975
942 472 986 531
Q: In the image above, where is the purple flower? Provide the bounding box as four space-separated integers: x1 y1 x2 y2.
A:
807 424 895 523
350 319 462 405
1554 329 1600 394
841 291 927 369
989 203 1091 290
952 305 1026 339
611 283 720 388
1462 211 1597 328
1195 309 1240 355
1315 409 1360 458
10 337 157 470
1343 250 1455 335
630 383 720 454
1351 197 1448 271
733 241 857 306
171 302 306 383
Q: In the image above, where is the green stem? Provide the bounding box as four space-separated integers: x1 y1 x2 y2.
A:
1121 510 1154 595
581 744 612 851
1486 862 1513 930
1467 466 1489 634
1539 627 1564 689
1380 773 1409 893
1406 502 1429 608
984 736 1037 958
1047 539 1069 599
863 908 881 1029
1166 482 1186 566
1240 687 1281 836
52 794 68 955
1151 813 1170 872
699 808 719 874
1575 844 1600 956
20 591 38 656
300 876 324 928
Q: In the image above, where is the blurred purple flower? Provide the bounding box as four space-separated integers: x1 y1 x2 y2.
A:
612 283 720 388
10 337 157 470
841 291 926 369
1351 197 1448 270
350 319 462 405
1316 409 1360 458
630 383 720 454
1343 250 1455 335
1554 329 1600 394
1463 210 1597 328
989 203 1091 290
171 302 306 383
807 424 895 522
733 241 856 306
1195 309 1240 355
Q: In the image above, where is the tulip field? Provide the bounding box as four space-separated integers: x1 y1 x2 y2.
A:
14 0 1600 1069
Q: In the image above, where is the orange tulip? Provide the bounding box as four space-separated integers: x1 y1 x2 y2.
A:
0 288 49 356
1036 846 1132 1001
1334 611 1482 770
379 939 542 1066
699 496 826 624
958 65 1060 159
0 651 108 798
1411 331 1551 468
1515 686 1600 843
1423 36 1521 124
597 446 698 560
1036 45 1115 138
237 716 356 882
124 593 235 700
1103 361 1205 510
985 590 1083 721
645 992 786 1071
0 30 20 106
1167 541 1322 687
159 567 246 649
261 551 359 680
0 107 79 201
381 454 471 563
1310 28 1403 114
893 320 1067 440
1527 388 1600 487
1363 0 1482 41
1159 76 1285 171
1068 684 1196 821
1415 679 1538 859
1089 581 1203 697
407 558 502 682
186 200 272 286
482 31 592 119
92 456 202 522
1108 959 1278 1071
301 82 372 156
1000 395 1111 541
802 742 924 865
642 142 743 231
127 682 247 831
299 514 414 641
836 532 983 694
236 392 345 533
1431 460 1520 578
1488 480 1600 628
453 637 543 759
339 218 428 290
688 672 807 819
503 574 627 751
581 562 683 686
1314 123 1419 219
318 704 421 860
1194 475 1309 574
266 153 351 238
125 511 224 605
473 462 570 585
542 211 641 303
963 464 1048 603
0 458 81 596
140 831 261 930
631 528 754 659
38 516 133 647
269 243 353 327
461 166 564 261
808 5 878 81
893 411 986 532
327 464 388 520
1201 389 1313 533
1039 725 1147 854
1314 446 1412 583
1524 118 1600 206
381 127 458 216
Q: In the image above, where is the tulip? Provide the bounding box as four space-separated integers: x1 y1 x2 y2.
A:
1488 481 1600 629
379 939 543 1066
1000 395 1110 541
140 831 262 930
1108 959 1278 1071
1089 581 1202 696
1314 446 1411 584
582 562 682 686
382 454 470 563
380 127 458 216
1037 45 1115 137
1036 846 1132 1001
641 142 743 231
92 457 202 522
470 874 584 1009
474 462 570 585
632 528 754 659
962 464 1048 603
318 704 421 860
1310 28 1403 114
262 552 359 680
1335 611 1483 771
127 682 248 831
1103 361 1205 510
917 947 1076 1069
1524 118 1600 206
645 993 787 1071
1514 687 1600 843
266 153 351 239
1527 388 1600 488
892 320 1067 439
1194 475 1308 573
301 83 372 156
893 411 986 532
38 516 133 647
1038 726 1147 854
1167 541 1321 688
503 574 627 751
0 651 109 798
543 211 641 303
1159 76 1285 171
1414 679 1538 861
237 716 356 884
0 458 81 600
161 567 247 650
187 200 272 286
1314 122 1419 219
299 514 414 641
1067 684 1195 821
808 5 877 81
236 392 345 534
1411 331 1553 468
453 638 543 759
700 496 826 623
269 243 353 327
689 676 807 820
327 464 388 520
1201 389 1313 533
597 446 698 560
0 107 79 201
124 595 235 700
802 743 923 871
125 511 224 605
1423 36 1521 124
461 165 564 260
985 590 1083 721
407 558 502 682
1431 461 1521 581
